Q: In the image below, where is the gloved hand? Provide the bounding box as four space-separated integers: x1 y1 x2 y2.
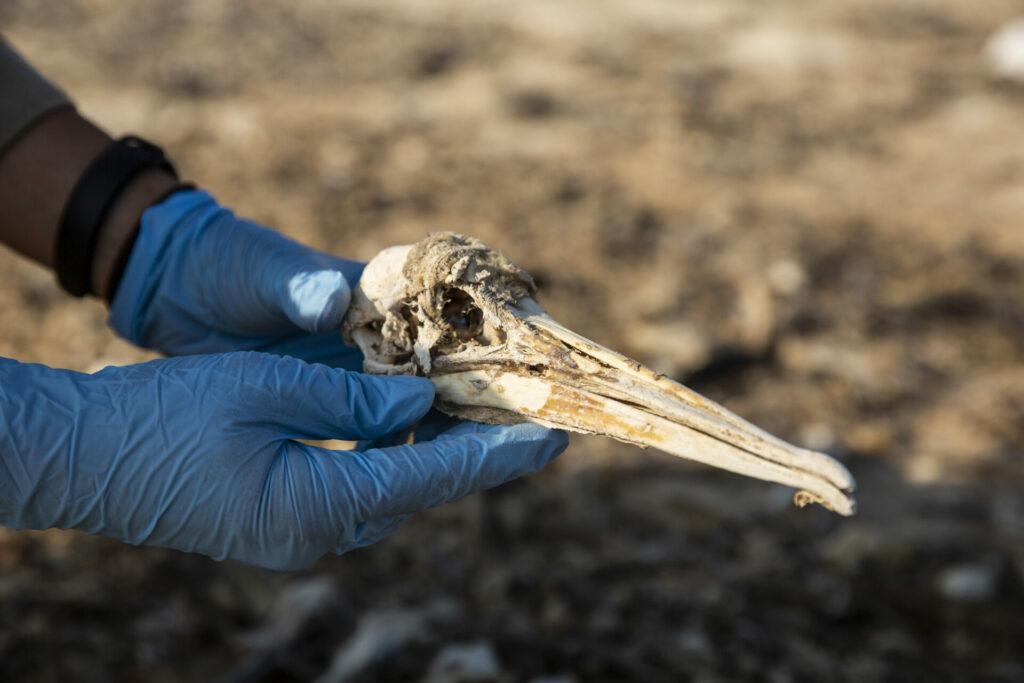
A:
0 353 568 570
109 189 364 369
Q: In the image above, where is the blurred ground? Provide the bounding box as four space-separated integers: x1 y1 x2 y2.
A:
1 0 1023 681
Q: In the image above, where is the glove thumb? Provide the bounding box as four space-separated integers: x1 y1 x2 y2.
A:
279 269 352 334
249 353 435 440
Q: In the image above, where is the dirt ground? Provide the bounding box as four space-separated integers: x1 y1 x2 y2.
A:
2 0 1023 681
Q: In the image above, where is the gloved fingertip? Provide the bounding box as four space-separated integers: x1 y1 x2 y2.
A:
497 423 569 470
435 421 570 462
351 422 568 518
284 270 352 333
347 373 435 434
541 428 570 464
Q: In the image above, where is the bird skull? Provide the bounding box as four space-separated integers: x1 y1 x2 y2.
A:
342 234 856 515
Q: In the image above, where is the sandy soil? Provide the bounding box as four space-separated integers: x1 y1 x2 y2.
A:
1 1 1022 681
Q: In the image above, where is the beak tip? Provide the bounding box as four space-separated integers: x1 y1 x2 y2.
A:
794 489 857 516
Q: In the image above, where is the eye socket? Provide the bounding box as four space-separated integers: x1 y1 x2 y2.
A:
441 290 483 342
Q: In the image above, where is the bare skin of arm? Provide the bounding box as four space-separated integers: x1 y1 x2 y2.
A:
0 107 178 300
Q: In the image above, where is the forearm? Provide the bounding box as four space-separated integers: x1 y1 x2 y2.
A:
0 39 178 299
0 108 107 268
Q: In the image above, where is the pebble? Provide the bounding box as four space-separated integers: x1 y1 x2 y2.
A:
766 259 807 296
936 563 999 602
677 626 712 658
798 422 837 453
985 17 1024 82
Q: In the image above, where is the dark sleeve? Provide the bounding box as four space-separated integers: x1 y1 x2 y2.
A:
0 36 72 156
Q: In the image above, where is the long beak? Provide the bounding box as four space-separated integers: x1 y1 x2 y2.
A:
430 299 856 516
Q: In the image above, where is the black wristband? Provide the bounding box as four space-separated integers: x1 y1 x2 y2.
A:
54 136 177 297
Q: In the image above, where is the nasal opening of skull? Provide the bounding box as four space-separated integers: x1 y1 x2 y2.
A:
435 287 506 347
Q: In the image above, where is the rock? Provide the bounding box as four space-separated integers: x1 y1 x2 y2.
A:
985 17 1024 82
423 641 502 683
677 626 712 659
626 321 712 377
724 24 852 74
766 259 807 297
936 563 999 602
732 276 775 354
798 422 837 453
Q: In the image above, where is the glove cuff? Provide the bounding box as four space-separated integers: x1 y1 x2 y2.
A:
107 189 218 347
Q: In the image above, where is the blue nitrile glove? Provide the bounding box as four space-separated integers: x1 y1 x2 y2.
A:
0 353 568 570
109 189 364 369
